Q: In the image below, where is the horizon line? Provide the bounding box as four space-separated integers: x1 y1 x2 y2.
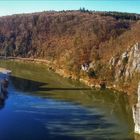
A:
0 9 140 18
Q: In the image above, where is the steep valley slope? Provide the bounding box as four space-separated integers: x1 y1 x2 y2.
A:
0 10 140 94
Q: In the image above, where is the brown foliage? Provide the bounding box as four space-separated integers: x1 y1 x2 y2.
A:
0 11 139 74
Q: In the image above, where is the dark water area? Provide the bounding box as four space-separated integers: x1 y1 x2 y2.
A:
0 60 136 140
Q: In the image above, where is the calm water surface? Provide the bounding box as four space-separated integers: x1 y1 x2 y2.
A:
0 60 135 140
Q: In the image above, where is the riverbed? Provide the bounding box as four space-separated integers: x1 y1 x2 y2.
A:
0 60 135 140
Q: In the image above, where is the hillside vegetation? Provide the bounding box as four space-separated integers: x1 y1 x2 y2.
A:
0 10 140 94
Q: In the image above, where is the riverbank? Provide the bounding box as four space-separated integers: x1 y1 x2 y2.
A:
0 57 130 95
0 62 134 140
0 67 11 74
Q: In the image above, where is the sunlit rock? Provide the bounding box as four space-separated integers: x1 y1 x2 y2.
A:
133 82 140 134
111 42 140 82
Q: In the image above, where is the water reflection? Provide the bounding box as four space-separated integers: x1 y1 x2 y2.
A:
10 75 132 121
135 134 140 140
0 60 135 140
9 75 134 139
0 76 9 110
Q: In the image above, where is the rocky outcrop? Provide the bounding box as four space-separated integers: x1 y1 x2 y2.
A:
124 43 140 80
110 42 140 82
133 82 140 134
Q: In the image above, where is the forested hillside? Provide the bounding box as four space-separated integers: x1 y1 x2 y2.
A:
0 10 140 93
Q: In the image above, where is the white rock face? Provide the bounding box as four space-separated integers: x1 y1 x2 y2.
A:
133 83 140 134
110 42 140 81
108 43 140 134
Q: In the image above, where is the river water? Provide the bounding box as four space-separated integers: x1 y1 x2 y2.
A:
0 60 135 140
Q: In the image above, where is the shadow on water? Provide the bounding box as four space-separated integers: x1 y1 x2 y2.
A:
10 75 48 92
10 75 91 92
8 76 123 140
9 75 133 119
9 75 134 134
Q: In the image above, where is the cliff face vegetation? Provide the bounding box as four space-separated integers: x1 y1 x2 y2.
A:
0 10 140 94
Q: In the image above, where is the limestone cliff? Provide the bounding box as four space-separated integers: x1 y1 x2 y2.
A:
133 82 140 134
110 42 140 81
108 42 140 93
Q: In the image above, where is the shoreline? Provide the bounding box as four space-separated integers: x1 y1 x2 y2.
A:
0 67 11 75
0 57 128 94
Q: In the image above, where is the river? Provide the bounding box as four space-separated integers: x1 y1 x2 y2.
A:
0 60 135 140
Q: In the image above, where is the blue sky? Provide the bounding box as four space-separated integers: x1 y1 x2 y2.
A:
0 0 140 16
